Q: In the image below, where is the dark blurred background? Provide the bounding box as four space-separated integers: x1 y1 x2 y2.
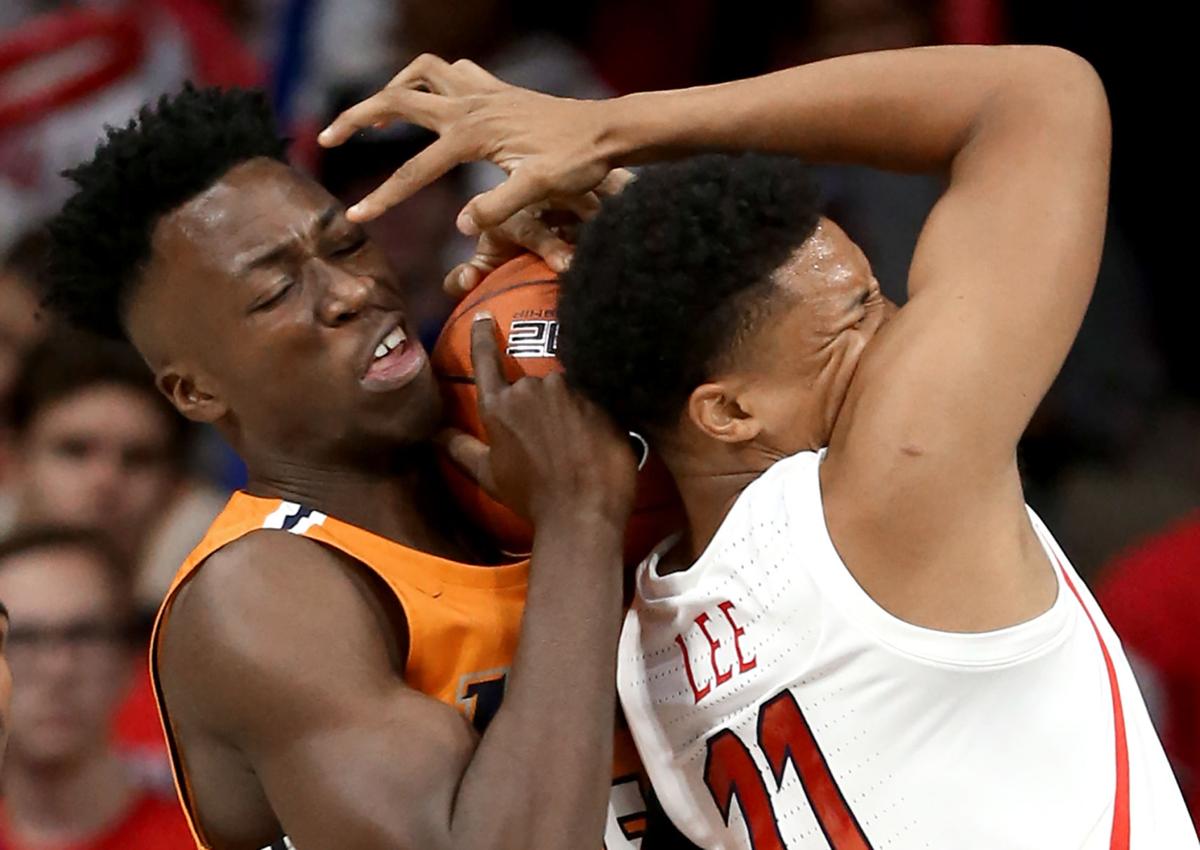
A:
0 1 1195 845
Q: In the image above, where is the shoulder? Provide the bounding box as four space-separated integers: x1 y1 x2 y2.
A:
158 529 409 734
166 529 361 645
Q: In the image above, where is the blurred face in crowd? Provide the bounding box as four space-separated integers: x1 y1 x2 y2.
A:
0 545 133 768
12 384 177 554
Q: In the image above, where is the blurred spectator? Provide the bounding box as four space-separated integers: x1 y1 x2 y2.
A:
313 0 611 339
585 0 716 93
304 0 606 118
0 527 192 849
0 3 260 248
0 329 184 564
1049 405 1200 578
1098 510 1200 829
0 329 224 782
383 0 611 201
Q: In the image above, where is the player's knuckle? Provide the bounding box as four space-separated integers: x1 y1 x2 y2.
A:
412 53 438 72
509 214 540 241
511 376 540 396
524 167 554 194
388 165 412 188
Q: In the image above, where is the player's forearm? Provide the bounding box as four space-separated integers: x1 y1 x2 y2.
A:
450 509 625 850
601 45 1103 175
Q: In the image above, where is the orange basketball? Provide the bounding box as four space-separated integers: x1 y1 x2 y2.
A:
432 253 683 561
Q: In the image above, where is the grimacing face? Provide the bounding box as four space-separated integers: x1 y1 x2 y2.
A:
127 158 441 467
703 218 897 457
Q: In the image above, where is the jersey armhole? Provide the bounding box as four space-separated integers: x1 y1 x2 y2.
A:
150 532 419 849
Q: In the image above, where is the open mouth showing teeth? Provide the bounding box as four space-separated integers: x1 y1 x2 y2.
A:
362 322 426 391
374 326 407 360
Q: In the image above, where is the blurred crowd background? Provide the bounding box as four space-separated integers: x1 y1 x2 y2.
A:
0 1 1194 847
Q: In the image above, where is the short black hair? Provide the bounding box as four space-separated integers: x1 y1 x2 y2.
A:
558 153 821 436
7 327 186 456
44 84 288 340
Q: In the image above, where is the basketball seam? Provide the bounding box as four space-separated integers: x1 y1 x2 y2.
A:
445 277 560 325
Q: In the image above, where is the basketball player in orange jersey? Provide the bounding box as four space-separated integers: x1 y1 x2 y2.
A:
321 48 1195 847
40 87 655 850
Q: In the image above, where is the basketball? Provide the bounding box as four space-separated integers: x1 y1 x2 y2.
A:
431 253 684 561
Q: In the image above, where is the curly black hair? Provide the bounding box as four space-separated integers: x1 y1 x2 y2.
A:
44 84 288 340
558 153 821 436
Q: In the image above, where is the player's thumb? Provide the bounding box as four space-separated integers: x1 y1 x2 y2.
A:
435 428 497 497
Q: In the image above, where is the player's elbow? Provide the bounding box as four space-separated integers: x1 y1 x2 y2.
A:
1022 47 1111 140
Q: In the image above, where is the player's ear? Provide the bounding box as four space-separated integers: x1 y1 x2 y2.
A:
687 381 761 444
157 366 228 424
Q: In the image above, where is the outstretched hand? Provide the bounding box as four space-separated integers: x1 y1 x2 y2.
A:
319 54 617 235
442 169 635 298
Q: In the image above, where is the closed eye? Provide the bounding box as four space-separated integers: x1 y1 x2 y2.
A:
251 280 295 313
332 235 368 258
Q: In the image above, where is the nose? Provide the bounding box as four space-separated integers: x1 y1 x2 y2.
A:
317 266 374 327
80 451 124 505
29 637 81 683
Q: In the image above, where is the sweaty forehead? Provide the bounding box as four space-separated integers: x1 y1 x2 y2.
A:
129 159 333 362
153 157 334 270
774 217 869 299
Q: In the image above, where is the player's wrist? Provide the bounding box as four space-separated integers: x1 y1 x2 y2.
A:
595 91 682 169
530 500 627 544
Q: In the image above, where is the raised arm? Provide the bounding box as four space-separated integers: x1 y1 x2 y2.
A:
319 47 1109 627
321 47 1109 464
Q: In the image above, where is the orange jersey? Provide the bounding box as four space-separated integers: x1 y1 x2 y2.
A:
151 491 649 850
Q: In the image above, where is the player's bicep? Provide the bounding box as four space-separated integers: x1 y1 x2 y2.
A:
161 533 478 850
249 681 478 850
852 51 1110 469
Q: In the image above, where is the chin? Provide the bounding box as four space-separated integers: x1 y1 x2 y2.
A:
377 384 443 448
404 375 444 443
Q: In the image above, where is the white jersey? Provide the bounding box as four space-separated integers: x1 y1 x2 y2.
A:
618 450 1196 850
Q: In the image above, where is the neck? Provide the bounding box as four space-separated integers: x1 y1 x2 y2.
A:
245 444 491 562
669 470 760 570
1 750 135 843
661 439 802 572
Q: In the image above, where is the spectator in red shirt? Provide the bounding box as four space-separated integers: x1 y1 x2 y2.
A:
0 527 192 850
1098 510 1200 829
0 331 196 780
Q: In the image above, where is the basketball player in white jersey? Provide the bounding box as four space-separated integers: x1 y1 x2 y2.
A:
320 45 1196 849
